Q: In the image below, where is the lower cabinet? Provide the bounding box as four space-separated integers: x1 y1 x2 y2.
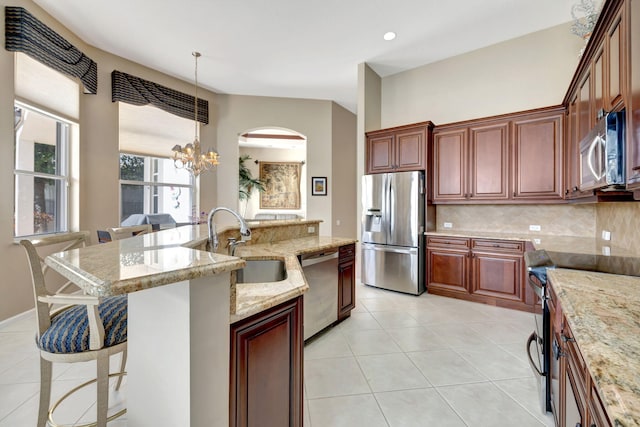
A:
548 280 612 427
338 258 355 320
426 236 534 312
230 296 303 427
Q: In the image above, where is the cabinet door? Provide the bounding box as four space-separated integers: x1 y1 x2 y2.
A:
470 251 522 302
427 248 469 295
566 95 579 197
230 297 303 427
578 71 593 143
607 8 624 110
395 127 426 171
338 259 355 321
593 45 605 117
433 129 468 201
367 133 395 173
512 113 564 200
469 122 509 200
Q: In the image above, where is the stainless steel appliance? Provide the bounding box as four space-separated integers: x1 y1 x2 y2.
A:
361 171 425 295
300 249 339 340
579 110 626 191
524 250 555 414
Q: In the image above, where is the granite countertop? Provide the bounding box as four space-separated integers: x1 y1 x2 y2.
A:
231 236 357 323
43 222 356 323
547 268 640 426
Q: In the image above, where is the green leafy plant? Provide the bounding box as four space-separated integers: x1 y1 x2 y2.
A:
239 155 265 201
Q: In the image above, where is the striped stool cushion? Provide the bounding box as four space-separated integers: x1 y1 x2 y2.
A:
39 296 127 353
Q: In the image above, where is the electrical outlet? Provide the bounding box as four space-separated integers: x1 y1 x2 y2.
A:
529 225 541 232
533 238 541 245
602 246 611 256
602 230 611 241
308 226 315 233
336 220 341 226
443 222 453 229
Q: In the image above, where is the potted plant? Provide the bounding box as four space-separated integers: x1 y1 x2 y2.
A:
239 154 265 217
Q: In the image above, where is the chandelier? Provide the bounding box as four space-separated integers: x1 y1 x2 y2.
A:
172 51 219 176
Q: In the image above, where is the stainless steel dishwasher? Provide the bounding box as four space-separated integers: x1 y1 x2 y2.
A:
300 249 339 340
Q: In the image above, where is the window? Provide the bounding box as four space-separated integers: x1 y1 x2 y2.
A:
119 153 195 224
14 103 71 237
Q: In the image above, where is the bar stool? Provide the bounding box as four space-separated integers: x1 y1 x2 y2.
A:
20 231 127 427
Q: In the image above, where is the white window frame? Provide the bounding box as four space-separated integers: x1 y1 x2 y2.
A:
119 153 197 224
13 101 72 237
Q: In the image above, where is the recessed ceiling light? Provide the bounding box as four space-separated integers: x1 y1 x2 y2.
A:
383 31 396 41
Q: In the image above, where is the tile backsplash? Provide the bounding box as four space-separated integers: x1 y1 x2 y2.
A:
596 202 640 253
436 204 596 237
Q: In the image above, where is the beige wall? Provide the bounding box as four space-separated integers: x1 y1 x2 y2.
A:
0 0 357 321
331 102 358 238
436 205 596 237
213 94 349 236
379 22 585 127
596 203 640 253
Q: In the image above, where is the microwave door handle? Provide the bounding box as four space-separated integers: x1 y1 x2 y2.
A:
587 135 604 180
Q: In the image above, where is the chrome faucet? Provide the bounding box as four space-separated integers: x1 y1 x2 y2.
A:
208 207 251 252
226 237 247 256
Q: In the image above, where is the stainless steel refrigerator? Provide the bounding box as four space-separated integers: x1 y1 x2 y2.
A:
362 171 425 295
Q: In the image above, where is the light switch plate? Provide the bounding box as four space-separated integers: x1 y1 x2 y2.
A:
308 226 315 233
602 230 611 241
529 225 541 232
443 222 453 229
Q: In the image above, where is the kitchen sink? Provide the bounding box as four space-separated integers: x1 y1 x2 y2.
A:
236 259 287 283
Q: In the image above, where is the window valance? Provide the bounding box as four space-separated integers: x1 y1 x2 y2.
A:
111 70 208 125
5 6 98 94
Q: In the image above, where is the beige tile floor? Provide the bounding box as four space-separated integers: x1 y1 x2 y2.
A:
0 281 554 426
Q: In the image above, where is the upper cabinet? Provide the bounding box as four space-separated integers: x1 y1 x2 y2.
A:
564 0 640 195
512 110 564 201
433 107 564 204
365 122 434 174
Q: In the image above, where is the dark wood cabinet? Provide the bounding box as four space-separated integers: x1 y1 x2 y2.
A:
426 236 533 312
433 123 509 202
230 296 303 427
433 128 468 201
470 122 510 200
433 107 564 204
470 240 523 303
427 245 469 296
547 279 613 427
338 244 355 321
365 122 433 174
512 110 564 201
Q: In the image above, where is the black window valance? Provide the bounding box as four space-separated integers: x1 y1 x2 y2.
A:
5 6 98 94
111 70 208 125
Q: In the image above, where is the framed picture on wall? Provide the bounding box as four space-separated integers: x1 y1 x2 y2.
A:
311 177 327 196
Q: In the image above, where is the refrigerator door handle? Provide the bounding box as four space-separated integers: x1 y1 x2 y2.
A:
362 244 418 255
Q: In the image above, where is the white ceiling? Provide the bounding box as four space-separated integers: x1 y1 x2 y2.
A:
33 0 580 113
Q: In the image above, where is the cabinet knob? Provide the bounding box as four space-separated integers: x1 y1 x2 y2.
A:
573 186 579 192
513 192 516 197
561 334 575 343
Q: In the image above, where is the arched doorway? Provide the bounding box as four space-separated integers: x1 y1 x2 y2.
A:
237 127 307 220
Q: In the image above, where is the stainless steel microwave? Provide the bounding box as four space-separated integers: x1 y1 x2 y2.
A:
579 110 626 191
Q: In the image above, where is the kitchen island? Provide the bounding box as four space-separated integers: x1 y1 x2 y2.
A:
44 219 354 427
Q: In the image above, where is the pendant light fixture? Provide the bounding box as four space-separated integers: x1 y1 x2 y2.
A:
171 52 219 176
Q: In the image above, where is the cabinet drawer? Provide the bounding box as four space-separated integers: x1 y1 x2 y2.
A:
426 236 470 249
339 244 355 261
471 239 523 253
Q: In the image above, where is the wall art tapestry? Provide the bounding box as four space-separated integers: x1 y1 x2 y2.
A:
259 162 301 209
